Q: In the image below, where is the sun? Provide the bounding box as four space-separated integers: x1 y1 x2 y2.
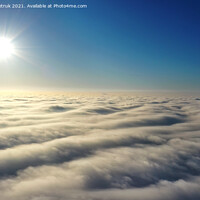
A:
0 37 15 60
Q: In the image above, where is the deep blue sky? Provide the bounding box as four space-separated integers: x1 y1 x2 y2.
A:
0 0 200 90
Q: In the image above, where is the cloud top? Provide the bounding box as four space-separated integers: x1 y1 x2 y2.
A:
0 92 199 200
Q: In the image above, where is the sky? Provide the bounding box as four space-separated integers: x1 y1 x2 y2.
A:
0 0 200 91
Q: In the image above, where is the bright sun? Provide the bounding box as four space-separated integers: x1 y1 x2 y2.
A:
0 37 15 60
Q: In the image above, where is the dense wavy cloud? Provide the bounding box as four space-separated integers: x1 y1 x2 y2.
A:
0 92 200 200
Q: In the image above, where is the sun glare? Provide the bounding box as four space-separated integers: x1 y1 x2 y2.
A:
0 37 15 60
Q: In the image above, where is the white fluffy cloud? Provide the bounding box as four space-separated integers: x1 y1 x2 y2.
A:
0 92 200 200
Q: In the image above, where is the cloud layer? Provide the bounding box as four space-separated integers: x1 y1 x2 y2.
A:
0 92 200 200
